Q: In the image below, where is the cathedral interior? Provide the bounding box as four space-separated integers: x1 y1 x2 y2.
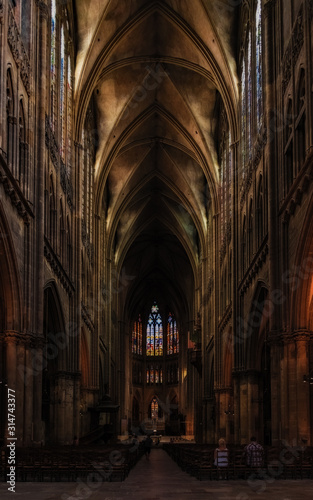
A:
1 0 313 450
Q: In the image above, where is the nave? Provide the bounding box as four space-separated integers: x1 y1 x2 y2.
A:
0 447 312 500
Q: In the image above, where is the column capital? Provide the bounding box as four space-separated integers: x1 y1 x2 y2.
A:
35 0 49 21
263 0 275 19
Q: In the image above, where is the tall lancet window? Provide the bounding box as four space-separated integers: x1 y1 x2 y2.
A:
132 315 143 355
67 55 72 175
146 303 163 356
50 0 57 130
247 31 252 159
241 25 252 174
241 57 246 172
167 313 179 355
60 25 65 160
256 0 263 131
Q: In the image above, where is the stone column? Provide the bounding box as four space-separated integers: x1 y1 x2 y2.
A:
23 344 33 445
233 373 240 444
287 338 297 441
72 141 83 436
247 370 260 441
33 341 44 444
29 0 49 445
5 335 17 440
295 333 310 444
239 376 248 445
264 0 281 445
15 341 25 446
280 337 289 442
0 2 4 145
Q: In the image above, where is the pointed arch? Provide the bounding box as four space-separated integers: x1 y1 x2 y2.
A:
245 283 269 370
290 194 313 330
0 202 22 331
6 69 15 170
43 281 67 371
81 328 90 388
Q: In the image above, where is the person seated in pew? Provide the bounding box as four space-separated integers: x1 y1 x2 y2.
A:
214 438 229 467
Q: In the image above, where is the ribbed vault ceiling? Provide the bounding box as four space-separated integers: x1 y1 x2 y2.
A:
73 0 239 321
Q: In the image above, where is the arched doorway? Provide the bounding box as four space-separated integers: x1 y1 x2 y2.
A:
261 341 271 445
42 284 67 444
0 208 22 445
246 285 272 444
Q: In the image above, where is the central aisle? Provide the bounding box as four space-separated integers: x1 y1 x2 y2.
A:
0 448 311 499
94 448 312 500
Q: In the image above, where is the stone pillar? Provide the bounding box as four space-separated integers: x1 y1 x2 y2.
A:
264 0 281 445
5 336 17 440
0 2 4 145
73 141 83 436
23 344 33 446
15 341 25 446
33 342 44 444
295 334 310 444
239 376 248 444
247 371 260 441
280 338 289 442
28 0 49 446
233 373 240 444
287 339 297 441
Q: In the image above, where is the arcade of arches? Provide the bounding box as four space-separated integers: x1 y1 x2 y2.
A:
1 0 313 448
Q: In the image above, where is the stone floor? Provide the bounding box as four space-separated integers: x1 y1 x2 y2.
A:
1 448 312 500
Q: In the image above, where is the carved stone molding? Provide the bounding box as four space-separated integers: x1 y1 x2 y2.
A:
263 0 275 19
282 5 304 95
81 219 94 265
0 331 44 348
8 9 31 95
0 153 33 224
309 0 313 21
281 150 313 223
207 271 214 297
81 302 95 332
44 236 75 297
240 241 269 295
280 330 312 344
45 115 59 172
218 304 232 334
45 116 73 209
35 0 49 21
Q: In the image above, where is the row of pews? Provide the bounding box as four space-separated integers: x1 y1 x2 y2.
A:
163 443 313 481
0 442 145 482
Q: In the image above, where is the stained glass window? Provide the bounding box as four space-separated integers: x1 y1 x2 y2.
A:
256 0 263 131
82 127 85 219
241 57 246 171
167 313 179 355
82 109 95 242
146 303 163 356
132 315 143 355
67 55 72 174
50 0 56 130
247 31 252 159
60 26 65 160
151 398 158 419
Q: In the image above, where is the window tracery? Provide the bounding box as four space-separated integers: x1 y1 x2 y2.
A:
146 303 163 356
